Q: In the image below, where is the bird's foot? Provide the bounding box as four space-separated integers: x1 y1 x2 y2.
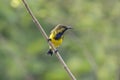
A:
47 38 51 42
54 49 58 53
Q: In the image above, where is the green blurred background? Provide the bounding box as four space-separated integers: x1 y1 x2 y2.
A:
0 0 120 80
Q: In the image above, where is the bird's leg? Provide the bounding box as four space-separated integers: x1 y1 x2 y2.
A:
54 49 58 53
47 38 51 42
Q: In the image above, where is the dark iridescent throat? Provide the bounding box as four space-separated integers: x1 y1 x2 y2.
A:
54 28 67 40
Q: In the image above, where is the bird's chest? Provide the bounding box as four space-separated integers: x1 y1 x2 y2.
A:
49 32 63 47
51 38 62 47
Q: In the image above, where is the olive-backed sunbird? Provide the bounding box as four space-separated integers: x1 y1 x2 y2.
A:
47 24 72 56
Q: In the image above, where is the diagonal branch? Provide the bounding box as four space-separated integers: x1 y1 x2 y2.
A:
21 0 76 80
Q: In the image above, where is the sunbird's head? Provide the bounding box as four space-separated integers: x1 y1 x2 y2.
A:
55 24 72 33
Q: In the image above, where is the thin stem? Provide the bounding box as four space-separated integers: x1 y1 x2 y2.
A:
21 0 76 80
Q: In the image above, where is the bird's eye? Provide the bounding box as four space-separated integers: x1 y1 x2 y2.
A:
62 26 66 29
57 32 61 34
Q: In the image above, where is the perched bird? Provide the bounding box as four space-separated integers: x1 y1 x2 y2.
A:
47 24 72 56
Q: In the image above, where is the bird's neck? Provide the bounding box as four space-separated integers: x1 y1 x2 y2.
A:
54 29 67 40
61 28 67 35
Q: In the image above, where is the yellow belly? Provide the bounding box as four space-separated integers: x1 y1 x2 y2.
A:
51 38 62 48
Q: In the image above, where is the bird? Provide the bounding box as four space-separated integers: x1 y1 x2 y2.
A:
47 24 72 56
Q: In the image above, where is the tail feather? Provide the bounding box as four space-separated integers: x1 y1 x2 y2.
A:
47 49 53 56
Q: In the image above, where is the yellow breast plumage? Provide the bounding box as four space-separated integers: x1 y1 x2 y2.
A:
49 33 63 48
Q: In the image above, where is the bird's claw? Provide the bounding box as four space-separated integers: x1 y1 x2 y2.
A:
47 38 51 42
54 49 58 53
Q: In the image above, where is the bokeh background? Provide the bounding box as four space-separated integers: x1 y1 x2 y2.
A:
0 0 120 80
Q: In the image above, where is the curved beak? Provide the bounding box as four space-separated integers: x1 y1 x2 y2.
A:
67 26 72 29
